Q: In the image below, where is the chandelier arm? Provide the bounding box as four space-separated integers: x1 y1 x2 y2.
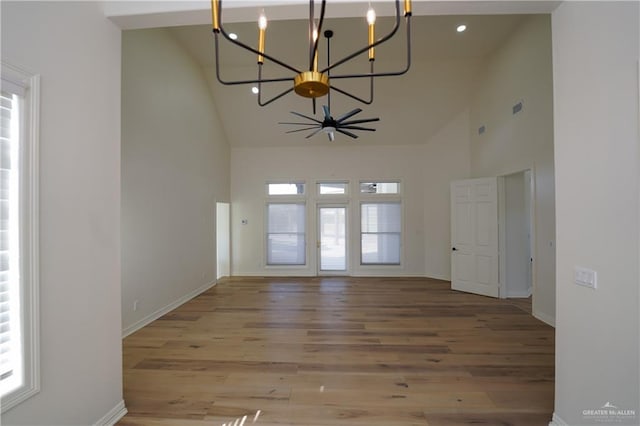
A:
258 87 296 107
330 84 374 105
319 0 402 74
214 33 295 85
256 63 297 107
218 29 302 75
309 0 327 71
215 0 302 75
327 18 412 80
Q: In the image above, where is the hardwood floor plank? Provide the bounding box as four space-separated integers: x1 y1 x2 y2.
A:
118 277 554 425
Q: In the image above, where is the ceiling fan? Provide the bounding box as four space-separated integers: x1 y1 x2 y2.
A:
280 105 380 141
278 28 380 141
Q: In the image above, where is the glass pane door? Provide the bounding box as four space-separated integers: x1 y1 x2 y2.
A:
318 206 347 272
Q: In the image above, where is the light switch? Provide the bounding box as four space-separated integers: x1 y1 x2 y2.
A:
574 266 597 289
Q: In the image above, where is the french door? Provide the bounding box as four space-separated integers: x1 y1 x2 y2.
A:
317 205 348 275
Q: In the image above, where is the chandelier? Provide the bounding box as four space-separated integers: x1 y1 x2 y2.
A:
210 0 413 109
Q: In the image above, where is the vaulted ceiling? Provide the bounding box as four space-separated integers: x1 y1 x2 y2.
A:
114 2 558 147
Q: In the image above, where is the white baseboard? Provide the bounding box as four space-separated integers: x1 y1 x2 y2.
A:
507 287 533 298
534 309 556 328
424 273 451 281
549 412 569 426
351 273 430 278
94 400 127 426
122 281 217 338
229 272 442 279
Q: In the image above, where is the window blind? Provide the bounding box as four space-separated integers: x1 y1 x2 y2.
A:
361 202 401 265
267 203 306 265
0 90 17 383
0 66 39 410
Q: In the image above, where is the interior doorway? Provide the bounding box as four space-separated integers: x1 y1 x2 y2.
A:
216 202 230 279
501 170 534 298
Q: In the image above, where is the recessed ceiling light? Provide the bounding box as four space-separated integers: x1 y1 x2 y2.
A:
251 86 259 95
456 24 467 33
229 33 238 40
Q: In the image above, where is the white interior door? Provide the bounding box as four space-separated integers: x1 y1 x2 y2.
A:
450 178 499 297
317 206 347 274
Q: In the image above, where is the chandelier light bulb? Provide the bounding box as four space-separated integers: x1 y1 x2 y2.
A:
258 12 268 30
367 7 376 25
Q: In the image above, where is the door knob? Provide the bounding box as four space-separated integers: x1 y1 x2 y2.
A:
452 247 457 251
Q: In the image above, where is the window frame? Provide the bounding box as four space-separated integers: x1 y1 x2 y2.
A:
358 180 401 195
0 62 40 413
266 181 306 197
317 181 349 196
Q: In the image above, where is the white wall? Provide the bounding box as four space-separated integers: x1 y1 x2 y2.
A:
423 110 472 280
552 2 639 425
468 14 556 324
1 2 124 425
230 114 471 278
121 28 230 335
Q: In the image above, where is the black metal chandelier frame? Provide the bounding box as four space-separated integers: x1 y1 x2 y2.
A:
210 0 412 108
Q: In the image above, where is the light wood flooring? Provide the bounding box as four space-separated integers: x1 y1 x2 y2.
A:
118 277 554 426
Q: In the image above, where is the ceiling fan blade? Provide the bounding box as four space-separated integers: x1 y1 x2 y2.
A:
286 126 322 134
328 131 335 142
336 128 359 139
335 108 362 123
279 122 317 125
340 125 376 132
291 111 322 124
322 105 331 120
305 128 324 139
340 117 380 126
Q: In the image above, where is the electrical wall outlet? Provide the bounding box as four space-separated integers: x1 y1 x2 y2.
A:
574 267 597 289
